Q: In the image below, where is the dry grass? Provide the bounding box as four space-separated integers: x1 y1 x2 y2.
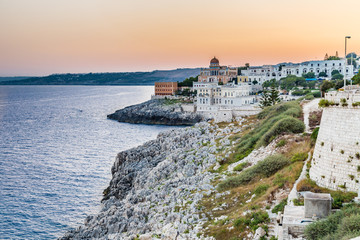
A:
200 160 304 239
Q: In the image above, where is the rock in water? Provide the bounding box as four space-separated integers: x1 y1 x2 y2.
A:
107 99 203 126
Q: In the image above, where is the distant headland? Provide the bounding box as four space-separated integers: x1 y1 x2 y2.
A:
0 68 200 86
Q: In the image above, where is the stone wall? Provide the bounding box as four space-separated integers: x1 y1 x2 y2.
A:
310 107 360 192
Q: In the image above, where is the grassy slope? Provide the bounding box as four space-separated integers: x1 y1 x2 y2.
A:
196 100 356 240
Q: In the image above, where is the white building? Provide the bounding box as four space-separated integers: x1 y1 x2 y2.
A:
240 59 355 84
193 82 258 121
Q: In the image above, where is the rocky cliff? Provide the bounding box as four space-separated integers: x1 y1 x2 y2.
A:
107 99 204 126
61 122 228 239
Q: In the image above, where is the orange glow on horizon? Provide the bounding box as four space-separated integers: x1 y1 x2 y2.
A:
0 0 359 76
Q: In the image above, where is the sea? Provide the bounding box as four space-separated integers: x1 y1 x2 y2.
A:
0 86 177 239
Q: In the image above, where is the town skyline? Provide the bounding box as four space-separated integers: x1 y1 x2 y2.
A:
1 0 359 76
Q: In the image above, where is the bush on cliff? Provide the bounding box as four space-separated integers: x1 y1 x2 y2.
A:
218 154 290 191
304 204 360 240
228 101 304 163
257 117 305 147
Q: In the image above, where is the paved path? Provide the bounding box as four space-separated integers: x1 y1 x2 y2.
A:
303 98 320 133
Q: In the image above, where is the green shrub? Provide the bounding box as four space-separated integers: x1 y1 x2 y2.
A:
233 161 250 172
234 211 270 231
227 101 302 164
311 127 320 144
258 101 301 120
273 173 288 188
305 94 315 100
312 91 321 98
257 117 305 146
352 102 360 107
272 198 287 213
254 184 270 196
293 198 304 206
291 152 308 162
276 139 287 148
305 204 360 240
340 98 348 107
218 154 289 191
319 99 330 107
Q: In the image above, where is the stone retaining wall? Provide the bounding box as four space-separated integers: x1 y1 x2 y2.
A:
310 107 360 192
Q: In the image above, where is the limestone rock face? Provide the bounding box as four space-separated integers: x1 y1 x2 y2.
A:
107 99 203 126
60 122 221 240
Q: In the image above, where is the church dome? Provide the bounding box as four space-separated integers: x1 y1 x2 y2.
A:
210 57 219 64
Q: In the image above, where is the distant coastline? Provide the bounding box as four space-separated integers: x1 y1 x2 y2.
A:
0 68 200 85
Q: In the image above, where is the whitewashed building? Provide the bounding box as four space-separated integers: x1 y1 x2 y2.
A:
193 81 259 121
240 59 355 84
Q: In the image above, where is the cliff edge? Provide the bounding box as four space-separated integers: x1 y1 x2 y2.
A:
107 99 204 126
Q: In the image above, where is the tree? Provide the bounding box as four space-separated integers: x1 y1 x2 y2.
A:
262 79 277 88
346 52 357 59
352 72 360 85
260 86 280 108
347 58 357 68
307 81 316 89
268 86 281 105
333 80 344 90
318 72 327 77
302 72 316 79
320 80 334 93
332 73 343 80
252 80 258 85
260 90 271 108
178 76 198 87
331 70 340 76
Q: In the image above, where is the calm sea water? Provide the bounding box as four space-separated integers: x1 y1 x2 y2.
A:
0 86 176 239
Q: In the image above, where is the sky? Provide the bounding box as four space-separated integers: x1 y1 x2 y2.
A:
0 0 359 76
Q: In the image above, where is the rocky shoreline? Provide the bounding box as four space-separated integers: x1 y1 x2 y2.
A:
61 122 235 239
107 99 204 126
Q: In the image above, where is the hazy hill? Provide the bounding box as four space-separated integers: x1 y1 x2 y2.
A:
0 68 200 85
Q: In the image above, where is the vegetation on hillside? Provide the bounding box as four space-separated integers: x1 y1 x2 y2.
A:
305 203 360 240
218 154 290 191
223 101 304 165
201 128 311 239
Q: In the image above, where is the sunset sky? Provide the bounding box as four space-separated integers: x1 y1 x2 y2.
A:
0 0 359 76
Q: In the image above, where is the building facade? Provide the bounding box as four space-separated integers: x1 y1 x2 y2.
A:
193 81 257 113
154 82 178 96
198 57 237 84
240 59 355 85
